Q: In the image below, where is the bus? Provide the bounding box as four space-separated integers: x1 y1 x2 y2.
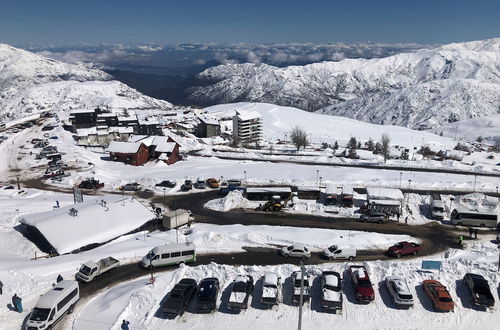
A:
450 209 498 228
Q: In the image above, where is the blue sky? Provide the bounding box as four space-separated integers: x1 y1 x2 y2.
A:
0 0 498 45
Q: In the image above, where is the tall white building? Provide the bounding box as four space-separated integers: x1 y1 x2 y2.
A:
232 110 263 144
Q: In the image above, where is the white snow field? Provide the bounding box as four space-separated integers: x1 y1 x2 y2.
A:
73 240 500 330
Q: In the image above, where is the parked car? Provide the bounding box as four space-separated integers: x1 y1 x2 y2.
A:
197 277 220 313
120 183 140 191
164 278 197 316
322 244 356 260
320 271 343 312
156 180 176 188
75 257 120 283
227 275 254 310
181 179 193 191
78 178 104 189
261 272 281 306
226 179 242 187
422 279 454 312
462 273 495 308
291 270 311 304
385 276 414 308
193 178 206 189
280 244 311 258
387 241 422 258
206 178 220 188
349 265 375 303
360 212 388 223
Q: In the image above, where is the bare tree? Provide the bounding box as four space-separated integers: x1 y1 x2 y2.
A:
381 134 391 163
290 126 308 151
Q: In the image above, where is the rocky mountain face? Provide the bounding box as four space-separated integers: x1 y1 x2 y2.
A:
0 44 171 121
188 39 500 129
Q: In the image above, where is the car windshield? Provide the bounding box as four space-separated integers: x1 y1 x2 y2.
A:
475 285 490 294
30 308 51 321
398 293 413 300
199 282 214 298
79 265 92 276
328 246 337 253
146 251 155 259
434 207 444 212
358 279 372 287
439 296 452 302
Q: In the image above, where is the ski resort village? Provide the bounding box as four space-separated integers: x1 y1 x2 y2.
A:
0 33 500 330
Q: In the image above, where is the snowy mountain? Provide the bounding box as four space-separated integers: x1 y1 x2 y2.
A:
0 44 171 120
188 39 500 129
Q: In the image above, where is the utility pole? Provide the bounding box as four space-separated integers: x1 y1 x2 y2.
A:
316 170 319 187
298 261 306 330
175 208 178 243
399 172 402 187
473 175 478 192
244 171 247 185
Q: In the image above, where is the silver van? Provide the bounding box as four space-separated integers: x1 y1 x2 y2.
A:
141 242 196 269
322 244 356 260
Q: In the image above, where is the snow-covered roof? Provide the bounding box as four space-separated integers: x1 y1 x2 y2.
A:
325 274 339 287
76 127 97 137
69 108 95 115
151 136 177 153
264 272 279 286
366 187 404 201
235 110 262 121
369 199 401 206
199 116 219 125
246 187 292 194
107 141 143 153
342 185 354 194
325 183 339 195
297 186 320 192
19 195 154 254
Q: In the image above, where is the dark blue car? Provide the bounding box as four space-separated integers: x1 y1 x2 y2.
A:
197 278 219 313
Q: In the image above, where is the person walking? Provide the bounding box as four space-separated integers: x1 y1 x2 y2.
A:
405 216 409 224
468 227 473 238
56 274 63 283
121 320 130 330
0 280 3 295
474 228 478 239
458 235 464 248
12 294 22 312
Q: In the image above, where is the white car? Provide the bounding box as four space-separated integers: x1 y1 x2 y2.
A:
280 244 311 258
322 244 356 260
385 276 414 307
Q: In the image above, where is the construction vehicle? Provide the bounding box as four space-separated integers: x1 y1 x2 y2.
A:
256 193 296 212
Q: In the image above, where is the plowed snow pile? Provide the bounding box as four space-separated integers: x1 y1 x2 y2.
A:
454 193 499 212
204 190 257 211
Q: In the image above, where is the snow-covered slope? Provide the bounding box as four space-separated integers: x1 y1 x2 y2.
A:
189 39 500 129
204 102 456 148
0 44 171 120
428 114 500 144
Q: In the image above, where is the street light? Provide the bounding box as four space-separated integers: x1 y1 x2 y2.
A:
163 188 166 209
319 176 322 187
316 170 319 186
399 172 403 187
473 175 478 192
244 171 247 185
408 180 411 189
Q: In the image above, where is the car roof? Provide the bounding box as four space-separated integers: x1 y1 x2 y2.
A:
386 276 411 294
324 274 339 287
36 280 79 309
152 242 195 254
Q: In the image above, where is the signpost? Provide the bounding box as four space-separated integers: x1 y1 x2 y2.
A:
421 260 442 274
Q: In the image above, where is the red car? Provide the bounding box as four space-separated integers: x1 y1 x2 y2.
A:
388 241 422 258
422 280 454 312
349 265 374 303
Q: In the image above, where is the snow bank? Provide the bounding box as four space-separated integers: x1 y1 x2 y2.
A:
204 190 255 211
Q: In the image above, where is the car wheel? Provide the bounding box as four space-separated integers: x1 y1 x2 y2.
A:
148 265 154 271
348 256 354 261
362 219 367 223
68 304 75 314
457 222 463 226
283 253 289 257
378 220 383 224
329 256 334 261
302 255 306 259
480 223 485 227
396 254 401 258
179 261 185 266
413 251 417 256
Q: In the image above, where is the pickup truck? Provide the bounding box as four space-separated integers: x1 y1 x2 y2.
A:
320 271 343 312
261 272 281 306
228 275 254 310
164 278 198 316
75 257 120 282
292 271 311 305
349 265 374 303
387 241 422 258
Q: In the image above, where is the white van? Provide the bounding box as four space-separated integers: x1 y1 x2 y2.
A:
26 280 80 330
322 244 356 260
141 242 196 269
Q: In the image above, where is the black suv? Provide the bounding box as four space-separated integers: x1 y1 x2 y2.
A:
463 273 495 308
164 278 197 316
156 180 176 188
197 277 220 313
